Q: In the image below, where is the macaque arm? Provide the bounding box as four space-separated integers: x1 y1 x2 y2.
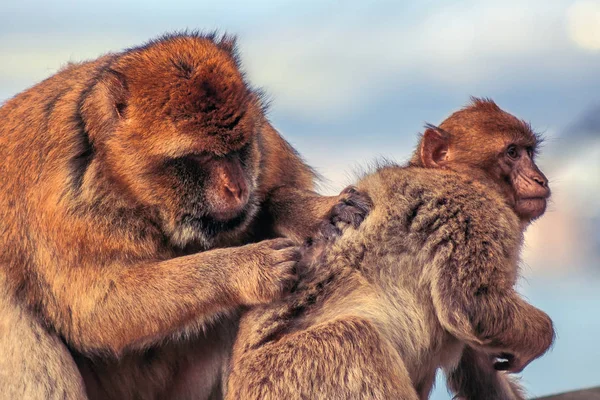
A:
258 122 370 242
446 346 526 400
264 186 340 242
430 252 554 372
0 274 87 399
42 240 298 356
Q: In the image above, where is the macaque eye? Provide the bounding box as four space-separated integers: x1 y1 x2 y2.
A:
526 147 534 158
189 153 214 164
506 145 519 160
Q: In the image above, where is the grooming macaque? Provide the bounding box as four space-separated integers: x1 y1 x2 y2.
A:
0 33 368 399
227 99 554 400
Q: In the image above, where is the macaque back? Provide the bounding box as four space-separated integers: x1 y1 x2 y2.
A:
228 164 552 400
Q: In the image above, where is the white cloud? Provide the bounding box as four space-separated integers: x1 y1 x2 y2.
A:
0 33 140 82
241 1 580 119
567 1 600 51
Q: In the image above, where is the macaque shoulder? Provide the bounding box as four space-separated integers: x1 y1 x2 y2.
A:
355 166 522 261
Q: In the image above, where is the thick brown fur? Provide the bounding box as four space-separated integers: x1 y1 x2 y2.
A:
227 165 554 400
0 32 367 399
413 98 551 400
227 99 554 400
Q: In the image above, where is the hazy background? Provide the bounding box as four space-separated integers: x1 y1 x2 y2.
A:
1 0 598 397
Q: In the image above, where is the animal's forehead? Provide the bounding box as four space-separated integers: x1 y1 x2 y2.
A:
442 109 539 149
477 117 538 147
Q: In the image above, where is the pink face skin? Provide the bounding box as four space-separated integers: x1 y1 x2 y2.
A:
504 144 550 222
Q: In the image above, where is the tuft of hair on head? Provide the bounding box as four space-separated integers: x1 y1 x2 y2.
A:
214 32 239 57
466 96 502 113
137 30 240 59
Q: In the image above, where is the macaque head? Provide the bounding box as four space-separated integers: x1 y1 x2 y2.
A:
413 98 550 223
83 33 265 247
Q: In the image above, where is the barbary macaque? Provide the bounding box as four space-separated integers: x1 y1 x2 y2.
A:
0 32 368 399
227 98 554 400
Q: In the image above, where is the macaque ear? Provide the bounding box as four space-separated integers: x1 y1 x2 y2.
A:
420 124 450 168
104 69 129 120
82 69 129 142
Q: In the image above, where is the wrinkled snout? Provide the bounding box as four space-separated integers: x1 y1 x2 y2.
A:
513 158 550 221
207 158 249 220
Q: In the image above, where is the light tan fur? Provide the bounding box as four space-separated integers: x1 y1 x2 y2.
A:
227 164 554 399
0 273 86 400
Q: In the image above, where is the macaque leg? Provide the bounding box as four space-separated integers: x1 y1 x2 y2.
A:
446 346 525 400
0 275 86 400
227 316 417 400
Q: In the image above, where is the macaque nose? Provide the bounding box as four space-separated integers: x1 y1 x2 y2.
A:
532 174 547 188
527 170 550 200
224 180 247 203
208 159 250 220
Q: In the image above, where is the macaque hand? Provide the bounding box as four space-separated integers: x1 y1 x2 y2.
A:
233 238 301 305
493 310 554 373
321 186 372 240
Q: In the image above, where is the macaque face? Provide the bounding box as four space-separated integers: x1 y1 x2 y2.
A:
423 98 551 224
160 139 261 245
497 142 550 222
103 37 265 247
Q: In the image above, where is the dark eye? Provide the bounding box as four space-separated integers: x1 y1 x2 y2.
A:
506 144 519 160
526 147 534 158
189 153 213 164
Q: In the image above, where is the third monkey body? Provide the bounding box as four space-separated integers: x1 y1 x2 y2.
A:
227 99 554 400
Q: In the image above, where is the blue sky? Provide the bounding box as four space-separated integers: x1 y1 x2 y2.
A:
1 1 599 397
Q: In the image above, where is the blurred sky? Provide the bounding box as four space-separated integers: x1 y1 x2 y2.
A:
1 0 599 398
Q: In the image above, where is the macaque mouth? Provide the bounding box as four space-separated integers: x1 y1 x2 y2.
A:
179 204 253 237
210 206 247 222
515 197 547 219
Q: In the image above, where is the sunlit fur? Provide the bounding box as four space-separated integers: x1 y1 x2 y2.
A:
228 99 553 400
407 97 552 398
0 32 356 400
227 164 554 400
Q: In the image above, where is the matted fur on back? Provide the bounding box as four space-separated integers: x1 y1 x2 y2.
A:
229 163 526 399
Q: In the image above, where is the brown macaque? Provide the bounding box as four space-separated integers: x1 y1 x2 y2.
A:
226 98 554 400
416 98 551 399
0 33 368 400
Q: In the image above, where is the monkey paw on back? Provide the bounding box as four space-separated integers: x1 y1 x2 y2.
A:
300 185 372 271
232 238 302 305
319 185 373 241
